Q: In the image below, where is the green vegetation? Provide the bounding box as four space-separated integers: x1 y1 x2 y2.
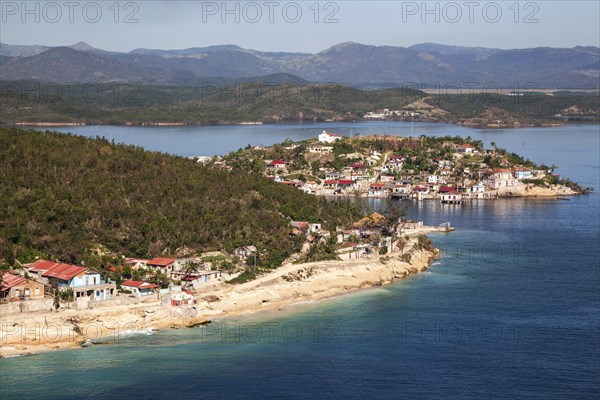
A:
0 127 362 269
2 81 596 125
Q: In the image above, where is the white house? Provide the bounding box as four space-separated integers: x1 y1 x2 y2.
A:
318 131 342 144
456 144 476 154
514 168 534 180
472 182 486 193
441 191 462 204
428 174 440 184
483 169 519 189
121 280 159 297
233 245 257 259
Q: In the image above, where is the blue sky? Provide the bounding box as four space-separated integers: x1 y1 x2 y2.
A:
1 1 599 52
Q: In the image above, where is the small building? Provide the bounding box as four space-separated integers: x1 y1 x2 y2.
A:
428 174 440 184
441 191 462 204
290 221 322 234
368 183 387 197
483 169 519 189
337 179 356 190
323 180 338 189
349 163 365 171
267 160 287 172
318 130 343 144
514 168 534 180
412 186 429 201
472 182 486 193
439 186 457 194
147 258 176 275
124 258 150 269
121 280 159 297
181 270 222 288
233 245 257 259
161 286 195 307
307 145 333 154
0 272 45 301
28 260 116 301
325 171 341 180
456 144 476 154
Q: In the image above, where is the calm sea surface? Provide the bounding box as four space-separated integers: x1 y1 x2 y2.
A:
3 122 599 399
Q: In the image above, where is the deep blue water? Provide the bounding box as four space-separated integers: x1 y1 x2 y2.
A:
4 122 599 399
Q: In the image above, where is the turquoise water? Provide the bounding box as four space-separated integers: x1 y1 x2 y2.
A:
4 122 599 399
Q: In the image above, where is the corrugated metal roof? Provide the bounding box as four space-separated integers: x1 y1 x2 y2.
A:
42 262 87 281
148 258 175 267
121 280 159 289
0 272 26 290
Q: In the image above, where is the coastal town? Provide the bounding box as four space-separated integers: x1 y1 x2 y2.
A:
208 131 582 201
1 206 447 356
0 130 583 357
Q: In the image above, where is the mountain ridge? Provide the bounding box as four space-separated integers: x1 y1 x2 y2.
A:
1 41 598 88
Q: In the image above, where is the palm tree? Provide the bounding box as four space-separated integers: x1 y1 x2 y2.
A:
181 261 200 290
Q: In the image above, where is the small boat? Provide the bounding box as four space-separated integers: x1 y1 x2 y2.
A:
557 197 571 201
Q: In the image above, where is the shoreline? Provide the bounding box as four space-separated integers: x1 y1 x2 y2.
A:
6 119 599 130
0 235 441 358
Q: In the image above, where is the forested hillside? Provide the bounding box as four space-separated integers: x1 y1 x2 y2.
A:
0 128 361 268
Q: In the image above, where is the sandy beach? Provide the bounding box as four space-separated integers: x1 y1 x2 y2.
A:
0 235 440 358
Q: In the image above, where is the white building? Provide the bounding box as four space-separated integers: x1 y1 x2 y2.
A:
318 131 343 144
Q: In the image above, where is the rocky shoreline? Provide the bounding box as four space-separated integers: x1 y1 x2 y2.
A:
0 239 440 358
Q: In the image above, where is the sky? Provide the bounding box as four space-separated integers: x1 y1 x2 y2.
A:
1 1 599 52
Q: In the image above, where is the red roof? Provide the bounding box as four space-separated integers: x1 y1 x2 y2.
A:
389 155 404 160
148 258 175 267
459 144 475 149
268 160 286 166
439 186 455 193
370 183 386 188
349 163 364 168
121 280 159 289
40 261 88 281
324 180 338 185
324 132 342 137
0 272 26 290
413 187 427 192
24 259 60 273
338 179 354 185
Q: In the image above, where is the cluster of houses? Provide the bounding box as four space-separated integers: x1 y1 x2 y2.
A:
364 109 421 120
117 257 223 290
0 255 224 308
258 133 546 204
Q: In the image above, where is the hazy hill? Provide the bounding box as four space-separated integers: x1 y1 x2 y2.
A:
1 41 598 88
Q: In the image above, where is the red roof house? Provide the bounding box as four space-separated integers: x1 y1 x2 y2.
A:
147 258 175 268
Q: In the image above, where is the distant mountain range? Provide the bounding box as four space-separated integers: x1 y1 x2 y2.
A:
1 41 598 89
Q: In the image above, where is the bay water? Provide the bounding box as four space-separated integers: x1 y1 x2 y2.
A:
2 122 598 399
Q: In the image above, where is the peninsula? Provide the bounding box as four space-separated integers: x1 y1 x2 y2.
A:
211 131 585 200
0 127 585 357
